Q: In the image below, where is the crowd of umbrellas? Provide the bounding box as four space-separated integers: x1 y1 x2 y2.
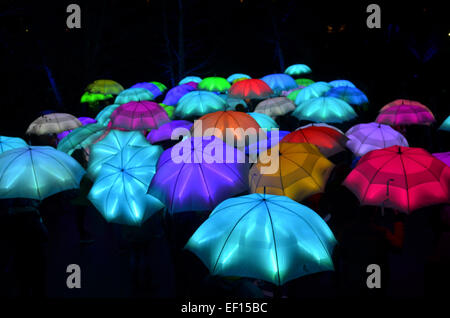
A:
1 63 449 288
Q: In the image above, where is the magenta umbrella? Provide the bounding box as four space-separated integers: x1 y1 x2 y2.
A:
433 152 450 167
147 120 193 144
376 104 435 126
109 101 170 131
184 81 199 89
147 136 250 214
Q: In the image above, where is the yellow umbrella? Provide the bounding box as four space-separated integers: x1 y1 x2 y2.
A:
249 143 334 202
86 79 124 95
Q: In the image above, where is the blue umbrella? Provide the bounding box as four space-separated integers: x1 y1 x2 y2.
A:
328 80 356 88
175 91 227 119
325 86 368 106
261 73 297 95
162 84 196 106
114 88 154 105
295 82 332 105
130 82 163 98
0 136 27 154
185 193 337 286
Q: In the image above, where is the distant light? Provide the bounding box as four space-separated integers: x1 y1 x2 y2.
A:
25 28 29 32
448 32 450 37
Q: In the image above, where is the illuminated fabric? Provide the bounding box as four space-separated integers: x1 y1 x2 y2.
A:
286 87 304 101
86 79 124 95
261 73 298 95
179 76 202 85
248 112 279 130
109 101 170 131
0 136 27 154
379 99 431 113
114 88 154 105
147 120 193 144
80 92 113 103
292 97 357 123
228 79 274 100
57 117 98 141
130 82 163 98
294 82 332 105
325 86 368 106
295 78 315 87
439 116 450 131
433 152 450 167
376 104 435 126
162 84 196 106
284 64 312 76
95 104 120 126
226 73 251 83
245 130 290 156
57 124 106 156
149 81 167 93
175 91 227 119
197 77 231 93
328 80 356 88
254 97 296 118
26 113 82 135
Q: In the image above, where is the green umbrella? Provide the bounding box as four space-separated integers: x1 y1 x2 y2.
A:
80 92 113 104
0 136 27 154
114 88 154 105
295 78 315 87
286 88 303 101
292 97 357 123
149 81 167 93
57 124 106 156
197 77 231 93
160 103 175 119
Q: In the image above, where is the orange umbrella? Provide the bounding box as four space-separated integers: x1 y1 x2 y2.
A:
280 126 348 157
191 111 262 148
249 143 335 202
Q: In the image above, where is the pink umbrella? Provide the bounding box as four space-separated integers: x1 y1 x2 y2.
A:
147 120 193 144
184 81 199 89
109 101 170 131
376 104 435 126
433 152 450 167
379 99 431 113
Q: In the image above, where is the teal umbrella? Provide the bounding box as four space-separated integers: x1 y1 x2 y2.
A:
88 145 164 226
0 136 27 154
218 94 248 110
227 73 251 83
248 112 279 130
179 76 202 85
95 104 120 126
175 91 227 119
185 193 337 286
114 88 154 105
284 64 312 76
439 116 450 132
0 146 85 200
87 130 150 180
292 97 357 123
57 124 106 156
295 82 332 105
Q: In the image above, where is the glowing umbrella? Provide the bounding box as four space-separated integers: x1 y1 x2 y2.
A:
218 95 248 111
245 130 290 156
109 101 170 131
161 104 175 119
80 92 113 104
292 97 357 123
149 81 167 93
295 78 315 87
376 104 435 126
185 193 336 286
325 86 368 106
284 64 312 76
179 76 202 85
228 79 274 100
379 99 431 113
227 73 251 83
232 77 249 85
86 79 124 95
281 126 348 157
0 136 27 154
114 88 154 105
248 112 279 130
26 113 82 135
57 117 98 141
295 82 332 105
343 146 450 213
249 143 335 202
197 77 231 93
162 84 196 106
175 91 227 119
147 120 193 144
439 116 450 131
0 146 85 200
345 122 409 157
433 152 450 167
57 124 107 156
286 87 304 101
95 104 120 126
147 136 249 213
87 130 150 180
88 145 164 226
184 81 198 89
261 73 298 95
328 80 356 88
254 97 296 118
297 123 344 134
130 82 163 99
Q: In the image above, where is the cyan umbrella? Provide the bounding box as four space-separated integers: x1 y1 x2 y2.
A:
197 77 231 93
328 80 356 88
261 73 298 95
162 84 196 106
0 146 85 200
147 136 249 214
87 130 150 180
295 82 332 105
175 91 227 119
248 112 279 130
185 193 336 286
114 88 154 105
284 64 312 76
130 82 163 98
88 145 164 226
295 78 315 87
227 73 251 83
95 104 120 126
325 86 368 106
292 97 357 123
439 116 450 131
57 124 107 156
179 76 202 85
0 136 27 154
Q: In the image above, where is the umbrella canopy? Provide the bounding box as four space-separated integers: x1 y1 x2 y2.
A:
343 146 450 213
197 77 231 93
245 130 290 156
179 76 202 85
184 81 199 89
220 95 248 111
149 81 167 93
114 88 154 105
281 126 348 157
57 117 98 141
87 130 150 180
109 101 170 131
249 143 335 202
297 123 344 134
286 87 304 101
228 79 274 100
0 146 85 200
295 82 332 105
227 73 251 83
284 64 312 76
433 152 450 167
248 112 279 130
88 145 164 226
95 104 120 126
86 79 124 95
192 111 262 148
147 120 193 144
162 84 196 106
80 92 113 104
130 82 163 98
328 80 356 88
0 136 27 154
325 86 368 106
26 113 82 135
185 193 336 286
379 99 431 113
147 136 249 213
295 78 315 87
376 104 435 126
175 91 227 119
254 97 296 118
440 116 450 131
292 97 357 123
57 124 107 156
261 73 298 95
161 104 175 119
345 122 409 157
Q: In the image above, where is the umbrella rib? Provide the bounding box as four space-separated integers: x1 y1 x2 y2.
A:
0 149 26 185
33 148 78 184
169 160 187 213
262 197 281 286
193 150 214 208
282 154 323 191
103 173 123 217
357 126 379 154
29 149 41 200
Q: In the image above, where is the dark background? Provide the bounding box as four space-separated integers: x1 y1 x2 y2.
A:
1 0 449 138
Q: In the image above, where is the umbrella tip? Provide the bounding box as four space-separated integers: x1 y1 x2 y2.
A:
398 146 402 154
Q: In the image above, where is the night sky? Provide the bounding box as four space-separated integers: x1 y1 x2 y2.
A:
1 0 449 138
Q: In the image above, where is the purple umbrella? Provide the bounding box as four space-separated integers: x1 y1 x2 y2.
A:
433 152 450 167
147 136 250 213
147 120 193 144
162 84 196 106
57 117 97 140
109 101 170 131
131 82 163 98
245 130 290 156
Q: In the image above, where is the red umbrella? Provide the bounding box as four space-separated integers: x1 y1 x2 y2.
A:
280 126 348 157
343 146 450 214
228 79 273 100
